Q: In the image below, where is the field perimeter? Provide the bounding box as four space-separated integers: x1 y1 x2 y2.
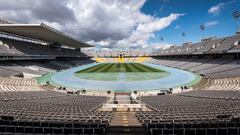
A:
75 63 165 73
36 63 200 91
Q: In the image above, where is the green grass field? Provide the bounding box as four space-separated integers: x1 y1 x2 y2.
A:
74 63 169 81
75 63 165 73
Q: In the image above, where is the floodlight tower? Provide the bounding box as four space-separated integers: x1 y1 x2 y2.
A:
200 24 205 40
232 11 240 32
182 32 186 43
160 37 164 42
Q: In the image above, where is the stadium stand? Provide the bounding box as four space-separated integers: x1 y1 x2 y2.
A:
137 94 240 135
154 33 240 56
1 17 240 134
0 76 112 134
128 32 240 134
0 37 87 57
193 38 225 54
0 59 93 78
94 57 151 63
148 57 240 79
209 34 240 53
134 57 150 63
0 93 112 134
0 21 117 134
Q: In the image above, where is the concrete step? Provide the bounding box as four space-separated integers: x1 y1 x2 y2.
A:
106 126 149 135
110 112 142 126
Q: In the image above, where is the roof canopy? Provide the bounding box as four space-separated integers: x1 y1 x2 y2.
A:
0 23 92 48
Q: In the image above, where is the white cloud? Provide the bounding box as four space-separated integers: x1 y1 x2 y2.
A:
205 21 219 28
0 0 183 49
87 40 111 47
115 13 184 48
208 0 238 16
208 3 225 15
149 42 172 49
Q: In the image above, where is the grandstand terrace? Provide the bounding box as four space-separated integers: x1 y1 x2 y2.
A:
0 23 91 60
153 33 240 56
0 33 240 135
0 21 115 135
0 5 240 135
0 22 94 78
0 31 240 135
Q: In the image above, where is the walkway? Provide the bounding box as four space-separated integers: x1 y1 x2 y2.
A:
110 111 142 126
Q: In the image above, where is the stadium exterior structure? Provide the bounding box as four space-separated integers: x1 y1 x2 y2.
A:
1 19 240 134
151 32 240 58
0 22 92 61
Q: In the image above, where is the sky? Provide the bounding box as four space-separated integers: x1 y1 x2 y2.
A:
0 0 239 50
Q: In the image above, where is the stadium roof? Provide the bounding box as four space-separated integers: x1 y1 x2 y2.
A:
0 23 92 48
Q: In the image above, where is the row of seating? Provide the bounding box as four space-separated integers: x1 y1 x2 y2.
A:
0 37 87 57
0 90 112 134
191 77 240 91
137 94 240 135
83 49 151 57
0 74 113 134
0 77 37 86
0 124 106 134
149 58 240 93
178 90 240 100
94 57 150 63
0 59 93 77
149 58 240 79
153 33 240 56
150 127 240 135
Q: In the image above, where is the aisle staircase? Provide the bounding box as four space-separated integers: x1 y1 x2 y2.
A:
103 92 150 134
107 126 148 135
108 111 148 135
110 112 142 126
